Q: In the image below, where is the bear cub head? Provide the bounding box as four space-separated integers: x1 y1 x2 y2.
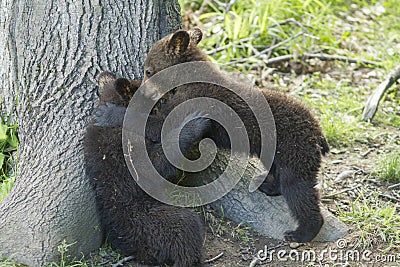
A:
143 28 208 84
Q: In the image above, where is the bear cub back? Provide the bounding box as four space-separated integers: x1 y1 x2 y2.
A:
138 28 330 243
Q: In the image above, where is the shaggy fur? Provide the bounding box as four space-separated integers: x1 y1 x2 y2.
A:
137 28 330 243
84 72 206 266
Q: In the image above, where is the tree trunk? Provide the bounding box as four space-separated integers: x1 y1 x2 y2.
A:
0 1 181 266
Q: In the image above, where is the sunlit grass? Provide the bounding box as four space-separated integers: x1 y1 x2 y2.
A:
338 193 400 251
0 256 26 267
377 152 400 183
180 0 400 73
181 0 340 64
292 75 370 147
0 176 15 202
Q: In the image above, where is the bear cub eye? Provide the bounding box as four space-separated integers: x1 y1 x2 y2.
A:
145 68 153 77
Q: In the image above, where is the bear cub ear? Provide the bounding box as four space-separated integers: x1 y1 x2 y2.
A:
168 30 190 55
98 71 116 95
188 27 203 45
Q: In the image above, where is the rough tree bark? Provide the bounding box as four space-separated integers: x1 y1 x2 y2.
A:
0 0 181 266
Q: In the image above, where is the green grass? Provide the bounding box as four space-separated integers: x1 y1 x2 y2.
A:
44 241 88 267
182 0 341 69
0 118 18 177
338 193 400 252
0 257 26 267
280 69 400 148
300 78 364 147
180 0 400 72
205 210 254 244
231 222 254 244
0 176 15 202
377 153 400 183
290 75 373 149
0 114 18 202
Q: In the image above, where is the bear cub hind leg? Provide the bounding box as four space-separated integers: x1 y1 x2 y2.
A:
257 165 282 196
279 167 323 243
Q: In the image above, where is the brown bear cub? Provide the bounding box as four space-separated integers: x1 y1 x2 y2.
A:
137 28 330 243
83 72 207 267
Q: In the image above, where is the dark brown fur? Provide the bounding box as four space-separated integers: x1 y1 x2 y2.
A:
84 72 206 266
138 28 330 243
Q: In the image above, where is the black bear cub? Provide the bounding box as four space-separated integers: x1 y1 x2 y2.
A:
84 72 207 267
137 28 330 243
